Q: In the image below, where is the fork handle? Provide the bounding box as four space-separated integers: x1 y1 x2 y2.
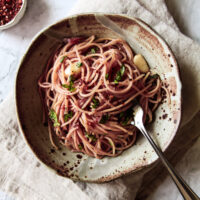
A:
139 124 199 200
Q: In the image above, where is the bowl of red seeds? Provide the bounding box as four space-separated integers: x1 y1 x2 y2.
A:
0 0 27 30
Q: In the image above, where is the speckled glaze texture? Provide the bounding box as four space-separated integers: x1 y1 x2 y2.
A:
15 13 181 183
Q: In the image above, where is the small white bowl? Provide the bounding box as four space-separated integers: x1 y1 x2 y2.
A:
0 0 27 30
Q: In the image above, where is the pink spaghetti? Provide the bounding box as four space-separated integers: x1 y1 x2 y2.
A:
38 35 162 159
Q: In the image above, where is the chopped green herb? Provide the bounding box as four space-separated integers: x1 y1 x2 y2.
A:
49 109 60 127
99 114 109 124
64 111 74 122
92 97 100 108
108 141 113 146
122 116 131 126
120 64 125 76
85 132 97 142
105 73 109 80
119 112 125 118
151 74 159 79
114 80 119 84
62 83 76 92
53 122 60 127
118 106 135 126
76 62 82 68
90 48 96 54
62 84 68 88
114 64 125 84
78 144 83 150
115 71 121 81
60 56 66 63
49 109 57 121
62 75 76 92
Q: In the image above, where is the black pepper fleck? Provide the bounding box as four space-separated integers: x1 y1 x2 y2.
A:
50 149 55 153
162 114 168 119
76 154 82 159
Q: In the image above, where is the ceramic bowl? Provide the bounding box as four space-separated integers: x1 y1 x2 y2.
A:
0 0 27 31
15 13 182 183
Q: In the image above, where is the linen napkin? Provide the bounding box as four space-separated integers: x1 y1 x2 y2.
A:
0 1 200 200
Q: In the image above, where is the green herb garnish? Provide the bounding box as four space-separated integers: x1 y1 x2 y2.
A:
108 141 113 146
90 48 96 54
118 104 136 126
78 144 83 150
76 62 82 68
85 132 97 142
62 75 76 92
62 84 76 92
60 56 66 63
105 73 109 80
120 64 125 76
119 112 125 118
151 74 159 79
99 114 109 124
62 84 68 88
122 116 132 126
114 64 125 84
114 79 119 84
91 97 100 108
49 109 60 127
53 122 60 127
64 111 74 122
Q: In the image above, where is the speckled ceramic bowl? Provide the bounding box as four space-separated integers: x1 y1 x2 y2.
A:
15 13 182 183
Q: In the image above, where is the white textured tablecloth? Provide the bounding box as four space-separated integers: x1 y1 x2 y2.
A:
0 0 200 200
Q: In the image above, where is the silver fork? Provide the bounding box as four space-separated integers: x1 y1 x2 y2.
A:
131 105 199 200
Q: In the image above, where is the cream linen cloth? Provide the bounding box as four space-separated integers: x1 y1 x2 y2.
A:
0 0 200 200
